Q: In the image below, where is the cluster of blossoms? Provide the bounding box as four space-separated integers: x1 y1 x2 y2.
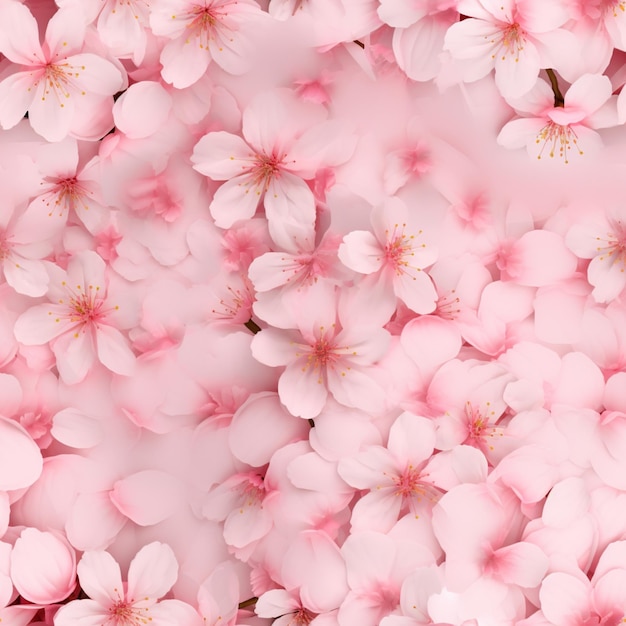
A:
4 0 626 625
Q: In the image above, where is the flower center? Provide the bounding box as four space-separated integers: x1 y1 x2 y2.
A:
435 289 460 320
289 608 316 625
382 223 426 278
36 60 87 106
500 22 525 60
596 218 626 271
464 401 504 451
535 121 583 163
108 598 150 626
45 176 91 218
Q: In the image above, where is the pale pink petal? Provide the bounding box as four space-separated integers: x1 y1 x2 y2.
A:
393 16 450 82
495 39 541 98
593 569 626 617
14 303 75 345
256 589 301 617
0 371 21 416
28 82 75 143
0 0 44 64
490 542 548 588
341 531 396 589
0 72 36 131
127 542 178 601
509 230 578 287
326 366 385 413
191 132 254 180
223 501 273 548
338 593 391 626
517 0 569 32
338 447 398 489
250 328 301 367
10 528 76 604
605 372 626 412
109 470 184 526
66 492 128 552
496 117 545 150
387 413 436 466
551 352 604 410
51 408 104 449
95 325 136 376
281 531 349 612
444 19 500 66
377 0 427 27
113 81 172 139
207 26 254 76
278 362 329 419
400 315 461 377
66 53 124 95
541 477 590 528
349 490 403 533
338 231 384 274
53 599 109 626
160 36 211 89
0 417 43 490
539 573 590 626
77 550 123 606
209 174 262 229
264 173 317 247
44 5 86 55
247 252 305 292
149 599 204 626
52 329 95 385
3 256 49 297
394 269 438 314
229 393 309 466
564 73 612 115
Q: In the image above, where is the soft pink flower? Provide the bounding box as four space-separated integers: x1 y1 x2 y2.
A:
338 197 438 323
54 542 192 626
0 1 124 142
150 0 268 88
444 0 575 98
497 73 617 163
191 88 355 249
250 284 390 419
14 251 136 384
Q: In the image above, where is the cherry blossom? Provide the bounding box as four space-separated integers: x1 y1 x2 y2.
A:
497 73 617 163
150 0 269 88
13 250 136 384
444 0 575 98
0 1 124 142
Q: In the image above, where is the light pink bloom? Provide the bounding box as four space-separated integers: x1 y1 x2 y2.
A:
0 1 124 142
444 0 575 98
54 542 190 626
10 528 76 604
338 197 438 322
250 285 390 419
150 0 268 88
566 207 626 303
191 88 355 249
497 73 616 163
338 413 442 533
14 251 136 385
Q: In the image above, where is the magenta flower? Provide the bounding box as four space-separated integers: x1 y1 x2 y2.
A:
14 251 136 385
0 1 124 142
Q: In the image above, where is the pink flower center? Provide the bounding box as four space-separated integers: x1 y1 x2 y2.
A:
211 279 255 323
45 176 92 218
251 153 283 192
382 223 427 277
596 219 626 271
499 22 526 60
535 122 583 163
288 608 317 625
0 231 13 261
464 401 504 451
33 59 87 107
107 596 151 626
178 2 235 52
294 325 355 383
604 0 626 18
435 289 460 320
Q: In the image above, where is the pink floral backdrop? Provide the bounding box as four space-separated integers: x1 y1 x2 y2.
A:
1 0 626 625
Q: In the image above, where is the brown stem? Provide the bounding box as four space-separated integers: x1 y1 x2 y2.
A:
238 597 258 610
546 68 565 107
244 319 261 334
353 40 365 49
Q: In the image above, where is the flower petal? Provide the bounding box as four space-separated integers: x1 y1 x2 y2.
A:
127 542 178 601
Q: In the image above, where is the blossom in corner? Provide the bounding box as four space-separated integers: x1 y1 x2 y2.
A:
0 1 124 142
14 250 136 385
497 73 616 163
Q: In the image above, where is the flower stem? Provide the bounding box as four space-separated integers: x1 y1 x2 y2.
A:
546 69 565 107
245 319 261 334
238 597 258 610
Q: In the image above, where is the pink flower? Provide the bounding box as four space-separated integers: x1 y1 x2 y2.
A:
54 542 191 626
338 197 439 323
191 88 355 249
443 0 575 98
566 207 626 303
250 284 390 419
0 1 124 142
14 251 136 385
497 73 616 163
150 0 268 88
